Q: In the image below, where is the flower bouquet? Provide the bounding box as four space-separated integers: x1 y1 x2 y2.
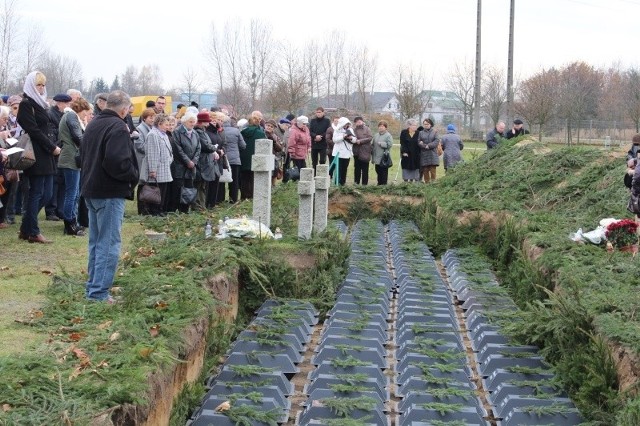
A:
605 219 639 251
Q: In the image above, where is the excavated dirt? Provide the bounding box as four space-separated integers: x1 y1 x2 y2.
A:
91 272 240 426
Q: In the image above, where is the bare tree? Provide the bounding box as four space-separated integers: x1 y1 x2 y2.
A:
482 65 507 126
393 64 429 121
181 67 200 103
38 52 83 95
445 59 476 128
624 68 640 133
120 65 140 96
246 19 275 111
320 31 345 108
556 61 602 144
305 40 324 101
139 64 163 95
19 23 46 80
204 20 246 114
0 0 19 92
515 68 559 141
275 42 310 115
353 45 378 113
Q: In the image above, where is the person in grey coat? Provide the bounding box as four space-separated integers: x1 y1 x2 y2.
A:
221 116 246 203
371 120 393 185
169 112 200 213
139 114 174 215
134 108 156 214
418 118 440 183
194 112 218 210
441 124 464 172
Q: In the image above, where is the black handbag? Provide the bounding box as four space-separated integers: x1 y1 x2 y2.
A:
139 180 161 205
180 180 197 205
284 166 300 182
379 150 393 168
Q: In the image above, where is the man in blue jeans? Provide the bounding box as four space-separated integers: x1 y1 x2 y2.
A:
80 90 139 302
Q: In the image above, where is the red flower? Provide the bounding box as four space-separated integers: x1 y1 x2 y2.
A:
605 219 639 248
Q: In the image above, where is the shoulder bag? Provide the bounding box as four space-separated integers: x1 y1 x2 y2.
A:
436 141 444 156
7 133 36 170
219 155 233 183
139 178 162 205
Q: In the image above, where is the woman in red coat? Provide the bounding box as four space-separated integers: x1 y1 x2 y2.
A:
288 115 311 170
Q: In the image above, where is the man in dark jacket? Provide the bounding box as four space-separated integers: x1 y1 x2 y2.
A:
486 122 506 150
80 90 139 302
505 118 530 139
308 107 332 173
45 93 72 221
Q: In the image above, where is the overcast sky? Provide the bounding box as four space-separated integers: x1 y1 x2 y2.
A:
16 0 640 92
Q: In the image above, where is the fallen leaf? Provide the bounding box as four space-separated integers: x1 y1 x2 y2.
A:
97 320 113 330
72 348 89 361
2 404 11 412
109 332 120 342
0 266 9 271
70 317 84 324
96 343 109 351
30 310 44 319
110 287 121 295
174 265 185 271
149 325 160 338
122 251 130 260
68 332 87 342
96 360 109 368
154 301 169 310
138 347 154 358
41 269 53 275
69 366 84 381
214 401 231 412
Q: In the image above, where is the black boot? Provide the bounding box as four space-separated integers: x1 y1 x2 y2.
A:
64 219 85 236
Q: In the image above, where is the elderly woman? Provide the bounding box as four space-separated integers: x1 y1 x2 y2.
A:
418 118 440 183
170 112 200 213
332 117 355 186
264 119 284 185
134 108 157 214
239 111 265 200
400 118 421 182
57 98 92 236
0 105 15 229
371 120 394 186
139 114 174 216
193 112 218 210
17 71 60 243
441 124 464 172
220 114 245 204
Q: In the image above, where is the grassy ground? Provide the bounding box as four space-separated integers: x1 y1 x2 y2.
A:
0 201 143 356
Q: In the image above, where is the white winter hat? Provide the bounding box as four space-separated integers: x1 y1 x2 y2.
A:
237 118 248 129
297 115 309 125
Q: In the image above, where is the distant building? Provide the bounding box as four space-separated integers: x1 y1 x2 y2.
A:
173 92 217 111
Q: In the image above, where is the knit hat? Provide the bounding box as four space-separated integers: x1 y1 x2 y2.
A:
285 113 295 121
237 118 248 129
447 124 456 133
279 118 291 125
297 115 309 125
7 95 22 106
265 119 277 127
1 95 8 104
197 112 211 123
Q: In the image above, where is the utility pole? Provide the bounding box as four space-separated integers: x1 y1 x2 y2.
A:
473 0 482 137
506 0 515 123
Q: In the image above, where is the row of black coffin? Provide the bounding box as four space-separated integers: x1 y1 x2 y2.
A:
187 220 582 425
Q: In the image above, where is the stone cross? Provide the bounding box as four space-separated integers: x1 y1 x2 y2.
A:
251 139 274 228
313 164 330 234
297 168 315 240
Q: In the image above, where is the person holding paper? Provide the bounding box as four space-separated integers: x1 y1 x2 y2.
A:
16 71 61 243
